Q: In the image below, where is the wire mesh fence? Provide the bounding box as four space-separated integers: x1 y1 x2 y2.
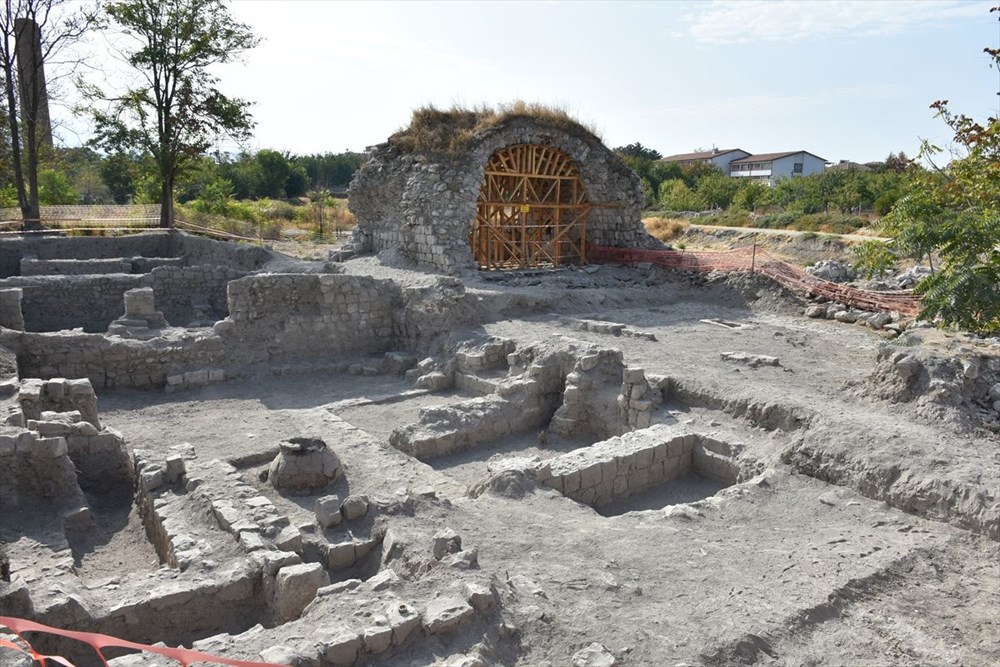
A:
591 244 922 316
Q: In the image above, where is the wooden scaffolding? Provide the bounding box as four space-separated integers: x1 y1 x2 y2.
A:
471 144 591 270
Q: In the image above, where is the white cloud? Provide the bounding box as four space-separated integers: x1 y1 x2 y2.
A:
684 0 988 44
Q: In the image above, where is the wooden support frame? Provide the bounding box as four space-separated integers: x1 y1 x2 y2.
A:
471 144 591 270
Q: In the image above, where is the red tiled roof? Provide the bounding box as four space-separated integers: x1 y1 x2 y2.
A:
730 151 826 164
660 148 748 162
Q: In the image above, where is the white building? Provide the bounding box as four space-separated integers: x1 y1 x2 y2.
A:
729 151 826 186
659 148 750 174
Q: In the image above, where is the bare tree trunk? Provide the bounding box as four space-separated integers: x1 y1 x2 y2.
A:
23 103 39 225
159 174 173 228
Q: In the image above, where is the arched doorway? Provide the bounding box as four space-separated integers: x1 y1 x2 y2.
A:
471 144 590 270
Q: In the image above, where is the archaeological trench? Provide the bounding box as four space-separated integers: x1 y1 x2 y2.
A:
0 114 998 667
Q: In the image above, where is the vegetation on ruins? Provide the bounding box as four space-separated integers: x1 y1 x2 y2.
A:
82 0 259 228
387 101 601 156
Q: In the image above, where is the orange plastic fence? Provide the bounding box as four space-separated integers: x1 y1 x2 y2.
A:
0 616 287 667
590 245 922 316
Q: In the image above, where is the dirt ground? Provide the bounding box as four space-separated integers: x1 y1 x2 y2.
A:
2 245 998 667
51 259 990 667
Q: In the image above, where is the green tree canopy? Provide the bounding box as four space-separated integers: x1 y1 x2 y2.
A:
84 0 259 226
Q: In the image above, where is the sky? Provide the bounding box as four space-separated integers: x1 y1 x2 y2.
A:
62 0 1000 164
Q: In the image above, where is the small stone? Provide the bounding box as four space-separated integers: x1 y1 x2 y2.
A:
804 305 826 318
572 642 618 667
441 548 479 570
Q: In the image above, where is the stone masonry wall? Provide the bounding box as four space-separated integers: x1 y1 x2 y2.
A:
221 273 401 361
0 231 275 279
537 427 740 508
2 264 246 332
349 116 660 274
0 233 172 278
1 274 406 389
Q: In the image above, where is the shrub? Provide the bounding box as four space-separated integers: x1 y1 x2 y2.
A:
643 216 688 241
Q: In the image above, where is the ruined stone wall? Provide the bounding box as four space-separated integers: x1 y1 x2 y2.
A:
349 117 659 273
2 274 407 389
170 233 275 272
0 234 172 278
0 231 274 279
2 265 245 332
223 273 402 360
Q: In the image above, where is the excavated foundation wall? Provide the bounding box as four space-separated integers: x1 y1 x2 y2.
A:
0 234 172 277
1 274 412 388
349 116 660 273
3 265 246 332
0 231 273 278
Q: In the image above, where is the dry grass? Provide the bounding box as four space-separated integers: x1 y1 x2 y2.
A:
644 216 689 242
388 101 601 155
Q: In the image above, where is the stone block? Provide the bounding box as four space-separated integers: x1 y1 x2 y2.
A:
141 469 164 492
341 494 369 521
164 456 186 483
73 421 99 437
387 602 420 646
274 562 328 623
319 627 362 667
315 494 342 528
623 368 645 384
423 596 475 634
327 541 357 569
276 525 302 553
433 528 462 559
0 435 14 457
33 436 68 458
363 625 392 654
63 507 93 531
239 530 266 552
580 463 602 490
464 581 495 613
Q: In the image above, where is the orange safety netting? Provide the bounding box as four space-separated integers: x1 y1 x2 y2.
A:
590 245 922 316
0 616 287 667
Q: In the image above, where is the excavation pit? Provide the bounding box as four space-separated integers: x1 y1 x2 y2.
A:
537 426 741 512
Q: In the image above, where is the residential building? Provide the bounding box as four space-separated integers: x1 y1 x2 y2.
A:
729 151 826 186
659 148 750 174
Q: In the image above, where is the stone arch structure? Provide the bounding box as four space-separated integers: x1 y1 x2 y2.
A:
348 110 661 273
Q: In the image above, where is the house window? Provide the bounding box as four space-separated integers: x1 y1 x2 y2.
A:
793 162 803 174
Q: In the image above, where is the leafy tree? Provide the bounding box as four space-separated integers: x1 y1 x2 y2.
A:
678 161 721 190
613 142 661 161
854 24 999 333
731 180 776 211
255 149 291 199
696 172 741 209
659 179 705 212
294 152 365 188
85 0 259 227
100 151 137 203
37 167 76 203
